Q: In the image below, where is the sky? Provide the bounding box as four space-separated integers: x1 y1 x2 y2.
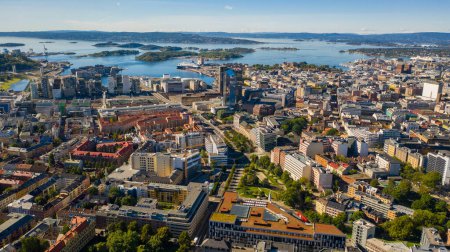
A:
1 0 449 34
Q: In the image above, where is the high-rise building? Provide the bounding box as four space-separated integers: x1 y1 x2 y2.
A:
40 76 51 99
217 66 242 108
51 78 62 99
122 75 131 94
356 139 369 157
62 76 77 98
30 82 39 100
426 151 450 185
352 219 376 248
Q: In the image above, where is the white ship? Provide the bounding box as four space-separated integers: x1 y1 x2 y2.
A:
177 61 200 69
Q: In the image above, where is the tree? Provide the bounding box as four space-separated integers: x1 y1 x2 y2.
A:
249 154 258 164
281 171 292 183
411 194 434 211
382 215 414 240
61 224 70 234
333 212 347 231
141 224 153 243
20 237 49 252
128 221 138 232
177 231 191 252
147 227 172 252
274 166 283 177
48 153 56 167
421 172 441 191
350 211 365 222
87 186 99 196
258 155 270 169
89 242 107 252
108 187 123 203
369 179 379 187
261 178 270 188
121 195 137 206
325 128 340 136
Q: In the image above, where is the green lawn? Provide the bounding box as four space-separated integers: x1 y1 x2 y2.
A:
237 186 280 200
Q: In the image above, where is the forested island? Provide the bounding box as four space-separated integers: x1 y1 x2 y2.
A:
117 43 145 48
136 51 196 62
139 44 162 50
348 47 450 57
79 50 140 58
0 53 39 72
0 43 25 47
198 48 255 59
260 47 299 51
136 47 256 62
93 42 120 47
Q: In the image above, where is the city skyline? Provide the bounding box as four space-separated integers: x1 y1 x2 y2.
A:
2 0 450 33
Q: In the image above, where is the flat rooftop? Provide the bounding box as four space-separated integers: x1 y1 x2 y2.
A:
213 192 345 238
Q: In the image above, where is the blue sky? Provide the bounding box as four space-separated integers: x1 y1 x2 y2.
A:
1 0 449 33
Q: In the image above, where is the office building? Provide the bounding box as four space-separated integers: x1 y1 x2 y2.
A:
131 152 173 177
366 238 409 252
209 192 346 251
218 67 242 108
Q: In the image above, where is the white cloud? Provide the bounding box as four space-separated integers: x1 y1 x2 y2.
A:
224 5 233 10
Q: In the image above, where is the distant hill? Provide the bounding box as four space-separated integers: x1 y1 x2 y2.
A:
196 32 450 46
0 31 261 44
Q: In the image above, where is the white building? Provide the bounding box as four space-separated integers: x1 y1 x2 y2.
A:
122 75 131 94
205 134 228 166
422 81 442 100
356 139 369 157
426 151 450 185
332 140 348 157
299 140 324 158
130 152 173 177
352 219 376 248
284 152 313 180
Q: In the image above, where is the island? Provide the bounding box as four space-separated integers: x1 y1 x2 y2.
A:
140 44 162 50
93 42 120 47
160 46 183 52
79 50 140 58
69 41 78 44
136 47 256 62
259 47 299 51
136 51 196 62
184 47 200 50
0 43 25 47
198 47 255 59
39 41 54 43
117 43 145 48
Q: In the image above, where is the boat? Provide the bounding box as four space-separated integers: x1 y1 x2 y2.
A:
177 62 200 69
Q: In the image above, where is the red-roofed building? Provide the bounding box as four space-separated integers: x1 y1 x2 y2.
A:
71 140 133 166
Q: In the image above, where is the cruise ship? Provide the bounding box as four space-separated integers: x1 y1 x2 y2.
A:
177 61 200 69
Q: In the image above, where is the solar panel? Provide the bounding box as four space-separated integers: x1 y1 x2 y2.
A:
263 209 279 222
230 205 250 218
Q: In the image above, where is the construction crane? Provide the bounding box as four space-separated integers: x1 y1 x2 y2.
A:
42 44 48 62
